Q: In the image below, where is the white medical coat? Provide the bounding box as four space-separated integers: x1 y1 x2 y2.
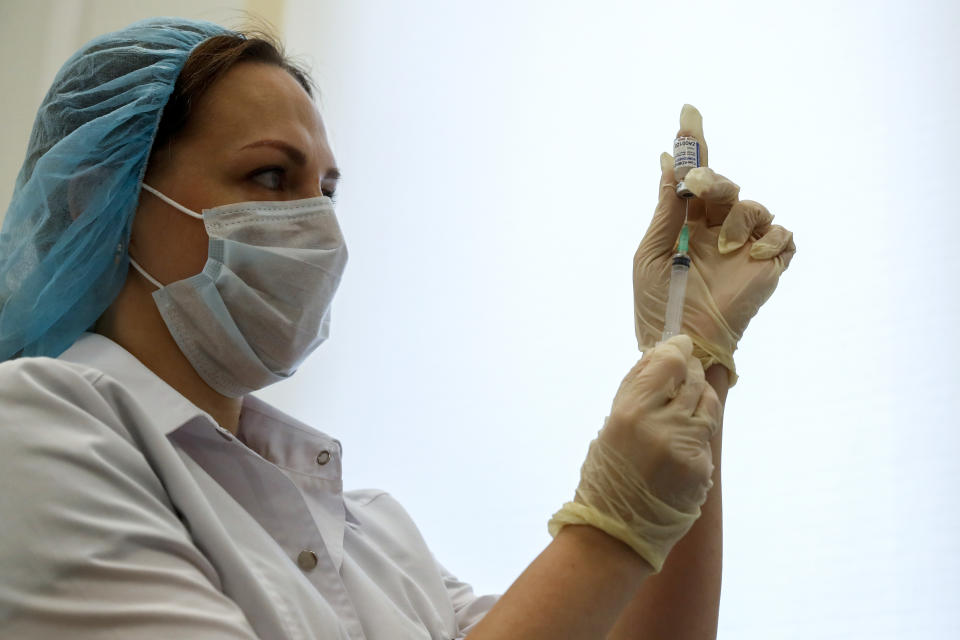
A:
0 333 500 639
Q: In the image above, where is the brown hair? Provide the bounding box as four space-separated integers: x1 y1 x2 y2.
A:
151 32 314 157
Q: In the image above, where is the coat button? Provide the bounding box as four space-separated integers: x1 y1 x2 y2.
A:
297 550 318 571
316 450 331 465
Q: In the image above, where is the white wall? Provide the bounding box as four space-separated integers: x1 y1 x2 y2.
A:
3 1 958 637
268 1 959 638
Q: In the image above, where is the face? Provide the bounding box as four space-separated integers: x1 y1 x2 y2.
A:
131 62 339 284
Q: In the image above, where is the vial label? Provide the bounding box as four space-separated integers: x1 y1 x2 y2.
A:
673 137 700 170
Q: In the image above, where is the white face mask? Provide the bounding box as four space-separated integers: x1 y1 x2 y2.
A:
130 183 348 397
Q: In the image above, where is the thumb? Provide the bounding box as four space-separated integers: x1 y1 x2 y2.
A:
638 152 686 259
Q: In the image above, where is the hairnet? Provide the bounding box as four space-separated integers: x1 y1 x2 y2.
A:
0 17 231 360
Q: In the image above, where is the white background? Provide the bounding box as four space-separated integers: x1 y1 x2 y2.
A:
3 1 959 637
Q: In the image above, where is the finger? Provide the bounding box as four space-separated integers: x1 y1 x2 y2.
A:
776 235 797 271
671 439 714 507
750 224 794 260
692 385 723 440
695 448 715 502
620 342 683 392
636 152 687 262
663 333 694 359
675 104 709 223
625 351 654 379
676 104 709 169
691 445 715 487
638 104 708 258
672 353 706 414
633 339 690 404
718 200 774 254
683 167 741 226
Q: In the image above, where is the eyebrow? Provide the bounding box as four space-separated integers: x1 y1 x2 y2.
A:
239 139 341 180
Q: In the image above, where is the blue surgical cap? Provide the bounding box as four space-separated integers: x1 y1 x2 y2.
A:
0 17 231 360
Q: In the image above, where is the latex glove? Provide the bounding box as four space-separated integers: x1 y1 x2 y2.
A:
547 335 721 573
633 105 796 384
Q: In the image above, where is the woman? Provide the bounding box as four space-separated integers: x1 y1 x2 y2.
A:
0 17 793 639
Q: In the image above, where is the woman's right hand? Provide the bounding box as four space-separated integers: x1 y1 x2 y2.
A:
547 335 721 572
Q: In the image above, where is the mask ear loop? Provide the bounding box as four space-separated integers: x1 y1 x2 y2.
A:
141 183 204 219
131 183 202 289
128 256 163 289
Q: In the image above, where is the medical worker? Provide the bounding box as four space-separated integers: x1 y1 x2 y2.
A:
0 18 794 640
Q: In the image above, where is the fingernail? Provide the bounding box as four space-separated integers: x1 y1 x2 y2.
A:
660 152 673 173
683 166 712 195
717 236 744 254
679 104 703 138
749 242 777 259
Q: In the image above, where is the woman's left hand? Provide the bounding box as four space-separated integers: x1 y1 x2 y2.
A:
633 105 796 385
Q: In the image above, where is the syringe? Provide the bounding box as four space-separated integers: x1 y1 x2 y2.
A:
660 135 700 342
661 205 691 341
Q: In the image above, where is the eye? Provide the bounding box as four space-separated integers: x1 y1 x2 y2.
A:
321 177 339 203
251 167 285 191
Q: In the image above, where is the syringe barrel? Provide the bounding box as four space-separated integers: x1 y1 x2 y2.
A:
661 254 691 342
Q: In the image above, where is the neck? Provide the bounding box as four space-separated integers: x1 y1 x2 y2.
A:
94 269 243 434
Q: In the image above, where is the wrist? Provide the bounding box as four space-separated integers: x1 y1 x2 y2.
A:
557 525 655 584
692 341 738 387
704 364 729 435
705 364 729 392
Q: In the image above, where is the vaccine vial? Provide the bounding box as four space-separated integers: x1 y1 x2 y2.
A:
672 136 700 199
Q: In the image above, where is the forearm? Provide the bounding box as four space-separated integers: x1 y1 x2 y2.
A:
606 364 729 640
465 524 654 640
